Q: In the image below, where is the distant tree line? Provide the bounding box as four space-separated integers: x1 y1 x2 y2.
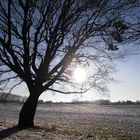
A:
112 100 140 105
1 93 140 105
0 92 27 103
0 92 45 104
29 99 140 105
71 99 140 105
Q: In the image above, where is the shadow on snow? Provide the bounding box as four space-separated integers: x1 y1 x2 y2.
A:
0 126 24 139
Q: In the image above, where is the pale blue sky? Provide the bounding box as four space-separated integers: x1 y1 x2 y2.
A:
40 54 140 102
109 54 140 102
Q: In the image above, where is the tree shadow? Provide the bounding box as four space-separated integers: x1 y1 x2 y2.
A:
0 126 24 139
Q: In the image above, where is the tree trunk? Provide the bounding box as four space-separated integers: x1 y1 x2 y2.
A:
18 93 40 128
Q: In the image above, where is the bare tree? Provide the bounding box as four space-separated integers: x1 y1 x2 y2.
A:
0 0 139 128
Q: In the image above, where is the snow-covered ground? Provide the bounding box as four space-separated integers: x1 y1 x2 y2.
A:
0 103 140 140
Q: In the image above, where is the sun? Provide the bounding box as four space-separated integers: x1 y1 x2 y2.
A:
73 67 87 83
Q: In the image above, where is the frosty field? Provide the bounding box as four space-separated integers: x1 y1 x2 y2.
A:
0 103 140 140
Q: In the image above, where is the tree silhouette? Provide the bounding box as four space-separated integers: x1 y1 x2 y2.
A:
0 0 139 128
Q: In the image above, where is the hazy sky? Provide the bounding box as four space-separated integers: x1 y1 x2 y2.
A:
41 54 140 102
13 53 140 102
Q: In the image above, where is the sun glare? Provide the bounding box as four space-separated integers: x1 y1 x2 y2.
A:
73 67 87 83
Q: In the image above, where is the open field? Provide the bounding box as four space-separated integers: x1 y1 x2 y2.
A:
0 103 140 140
